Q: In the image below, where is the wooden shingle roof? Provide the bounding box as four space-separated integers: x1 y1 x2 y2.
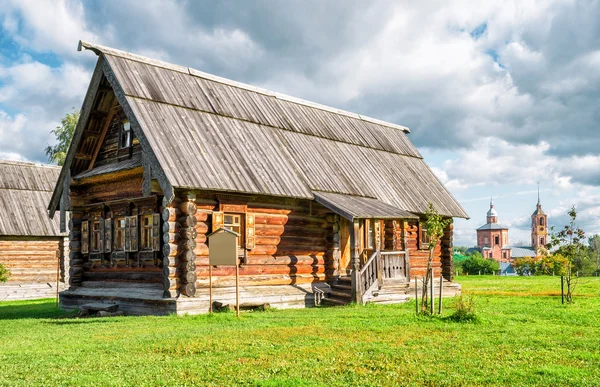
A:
50 41 468 219
0 160 64 236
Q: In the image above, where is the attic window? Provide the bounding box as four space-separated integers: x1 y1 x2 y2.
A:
120 120 132 148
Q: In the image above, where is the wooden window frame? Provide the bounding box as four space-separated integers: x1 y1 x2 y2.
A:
141 214 154 251
224 213 244 248
418 221 430 250
90 220 102 253
119 120 132 149
114 217 127 251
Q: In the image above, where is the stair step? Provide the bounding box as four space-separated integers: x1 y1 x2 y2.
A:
332 284 352 292
328 290 352 299
321 297 350 306
337 276 352 284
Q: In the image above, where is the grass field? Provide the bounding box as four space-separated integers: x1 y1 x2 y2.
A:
1 276 599 386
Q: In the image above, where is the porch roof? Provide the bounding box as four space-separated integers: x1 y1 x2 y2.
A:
313 191 418 221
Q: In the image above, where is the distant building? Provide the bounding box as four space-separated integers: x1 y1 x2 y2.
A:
0 160 69 300
475 199 511 261
468 194 548 264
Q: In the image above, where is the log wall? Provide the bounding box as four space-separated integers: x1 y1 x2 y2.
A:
70 170 163 289
191 194 332 291
401 219 445 278
0 237 62 283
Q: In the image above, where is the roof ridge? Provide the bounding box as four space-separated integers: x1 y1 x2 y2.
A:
78 40 410 134
0 159 60 169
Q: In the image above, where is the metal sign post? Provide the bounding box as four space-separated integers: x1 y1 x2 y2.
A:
207 228 240 317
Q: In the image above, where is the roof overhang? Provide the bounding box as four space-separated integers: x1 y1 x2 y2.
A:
313 191 418 221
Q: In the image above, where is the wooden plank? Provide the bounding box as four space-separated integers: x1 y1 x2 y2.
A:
87 106 118 171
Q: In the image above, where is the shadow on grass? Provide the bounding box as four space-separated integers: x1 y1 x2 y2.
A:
0 299 76 320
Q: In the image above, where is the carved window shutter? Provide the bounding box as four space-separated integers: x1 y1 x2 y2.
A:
81 221 89 254
129 216 138 252
245 213 255 250
104 218 112 253
124 217 131 252
212 211 224 232
99 219 105 253
152 213 160 252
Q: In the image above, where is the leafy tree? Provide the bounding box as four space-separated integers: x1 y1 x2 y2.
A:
421 203 451 314
45 109 80 165
588 234 600 275
460 252 499 275
0 264 9 283
548 206 585 303
453 246 469 254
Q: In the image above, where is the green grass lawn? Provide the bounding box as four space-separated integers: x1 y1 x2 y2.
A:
1 276 599 386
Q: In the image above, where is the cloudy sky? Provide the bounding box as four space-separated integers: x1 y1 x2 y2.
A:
1 0 599 246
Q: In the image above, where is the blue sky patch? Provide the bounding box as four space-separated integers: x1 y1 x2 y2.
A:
470 23 487 40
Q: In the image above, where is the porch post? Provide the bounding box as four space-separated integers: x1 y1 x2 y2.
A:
350 219 361 303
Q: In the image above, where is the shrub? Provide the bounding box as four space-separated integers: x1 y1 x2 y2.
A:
0 264 9 283
460 253 499 275
513 254 568 276
448 294 478 323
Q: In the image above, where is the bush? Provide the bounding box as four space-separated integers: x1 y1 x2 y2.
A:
0 264 9 283
514 254 568 276
460 253 499 275
448 294 478 323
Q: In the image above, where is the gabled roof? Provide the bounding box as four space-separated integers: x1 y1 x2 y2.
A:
49 41 469 219
0 160 65 236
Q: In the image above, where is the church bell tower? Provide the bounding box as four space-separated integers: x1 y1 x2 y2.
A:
531 186 548 253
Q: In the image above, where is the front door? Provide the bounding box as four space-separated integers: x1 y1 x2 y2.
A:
339 218 351 275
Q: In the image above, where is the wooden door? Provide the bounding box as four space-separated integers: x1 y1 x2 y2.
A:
339 218 351 275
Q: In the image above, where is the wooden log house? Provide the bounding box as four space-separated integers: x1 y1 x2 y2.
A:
0 160 69 300
48 41 469 315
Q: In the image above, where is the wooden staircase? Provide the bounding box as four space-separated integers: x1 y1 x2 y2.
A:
321 276 353 306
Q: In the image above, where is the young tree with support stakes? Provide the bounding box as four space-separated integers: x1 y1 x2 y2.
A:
548 205 585 304
421 203 451 314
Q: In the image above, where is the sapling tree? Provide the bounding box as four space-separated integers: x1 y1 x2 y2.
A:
421 203 451 313
548 206 585 303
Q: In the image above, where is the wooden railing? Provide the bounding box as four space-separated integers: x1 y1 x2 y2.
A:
381 250 410 280
353 250 409 303
355 250 381 303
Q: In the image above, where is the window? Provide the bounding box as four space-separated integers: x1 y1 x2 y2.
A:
364 219 374 249
503 252 507 259
224 213 243 247
495 235 500 245
141 214 153 250
419 222 430 249
119 120 132 148
91 220 101 252
540 237 545 246
114 218 127 251
484 237 489 246
540 218 544 226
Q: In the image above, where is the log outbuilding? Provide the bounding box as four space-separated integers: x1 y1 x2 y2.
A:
49 41 468 315
0 160 68 300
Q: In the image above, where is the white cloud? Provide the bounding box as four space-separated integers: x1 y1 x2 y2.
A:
1 0 97 56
